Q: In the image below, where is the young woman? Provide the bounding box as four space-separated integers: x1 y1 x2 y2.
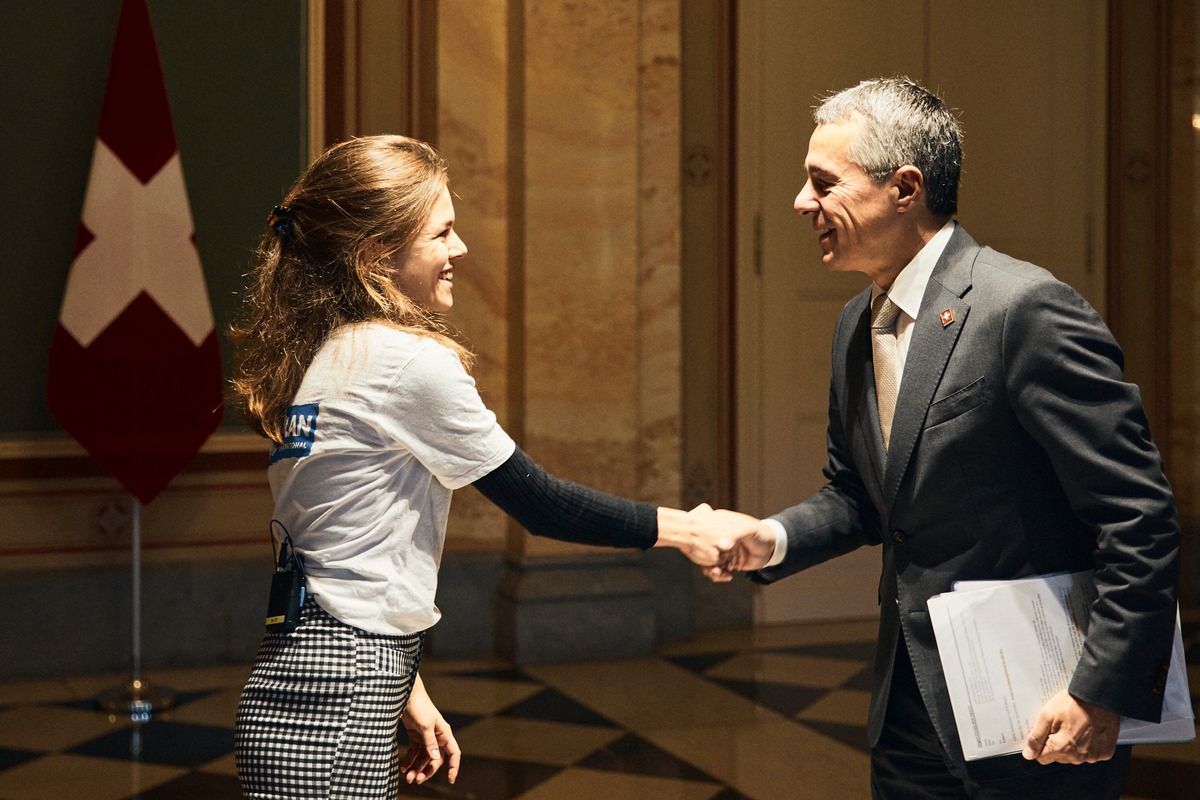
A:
230 135 740 799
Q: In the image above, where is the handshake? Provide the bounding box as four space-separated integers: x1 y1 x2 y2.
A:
656 503 779 582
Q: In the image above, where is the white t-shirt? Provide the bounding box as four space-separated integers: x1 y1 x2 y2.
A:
267 322 515 635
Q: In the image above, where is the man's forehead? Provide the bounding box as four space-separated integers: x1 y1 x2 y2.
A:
806 120 865 172
805 128 848 170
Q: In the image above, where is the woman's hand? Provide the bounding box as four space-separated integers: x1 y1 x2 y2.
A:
400 673 461 785
653 503 766 573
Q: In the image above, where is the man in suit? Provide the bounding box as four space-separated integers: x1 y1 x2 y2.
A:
712 77 1181 798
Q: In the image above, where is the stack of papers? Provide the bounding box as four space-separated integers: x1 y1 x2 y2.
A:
928 571 1194 761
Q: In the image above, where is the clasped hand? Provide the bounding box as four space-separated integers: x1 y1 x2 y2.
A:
673 503 776 582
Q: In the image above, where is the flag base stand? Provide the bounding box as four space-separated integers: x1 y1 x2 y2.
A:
96 678 176 723
93 498 175 722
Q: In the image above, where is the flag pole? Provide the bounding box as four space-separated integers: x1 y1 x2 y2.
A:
48 0 223 719
97 497 175 721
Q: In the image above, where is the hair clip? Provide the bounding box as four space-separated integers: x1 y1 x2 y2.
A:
267 205 296 237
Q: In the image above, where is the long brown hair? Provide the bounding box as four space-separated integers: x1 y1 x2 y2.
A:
230 135 472 443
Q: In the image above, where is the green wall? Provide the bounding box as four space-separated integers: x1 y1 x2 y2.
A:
0 1 307 433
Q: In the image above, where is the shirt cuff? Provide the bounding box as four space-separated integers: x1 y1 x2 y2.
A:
762 518 788 568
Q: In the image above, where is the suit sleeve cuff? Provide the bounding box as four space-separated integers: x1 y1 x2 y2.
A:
762 518 788 568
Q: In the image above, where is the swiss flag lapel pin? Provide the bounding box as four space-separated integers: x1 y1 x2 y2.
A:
940 308 955 328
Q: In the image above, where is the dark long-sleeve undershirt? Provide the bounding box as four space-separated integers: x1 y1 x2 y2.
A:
470 446 658 550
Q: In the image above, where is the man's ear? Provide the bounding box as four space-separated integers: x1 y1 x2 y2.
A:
893 165 924 212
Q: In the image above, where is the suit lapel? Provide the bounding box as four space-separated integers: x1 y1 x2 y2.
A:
881 227 979 508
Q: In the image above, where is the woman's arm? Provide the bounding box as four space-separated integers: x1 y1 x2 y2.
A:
400 673 461 785
471 447 752 567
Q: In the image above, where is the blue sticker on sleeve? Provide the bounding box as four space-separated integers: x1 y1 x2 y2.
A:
269 403 320 464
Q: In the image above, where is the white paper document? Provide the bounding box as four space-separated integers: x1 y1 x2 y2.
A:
927 571 1194 761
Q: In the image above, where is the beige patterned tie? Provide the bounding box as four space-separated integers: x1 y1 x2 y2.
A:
872 293 901 449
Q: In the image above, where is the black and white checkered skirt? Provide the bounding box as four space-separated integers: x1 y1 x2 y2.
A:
234 597 425 799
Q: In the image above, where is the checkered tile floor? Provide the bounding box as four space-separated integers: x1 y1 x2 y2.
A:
0 617 1195 799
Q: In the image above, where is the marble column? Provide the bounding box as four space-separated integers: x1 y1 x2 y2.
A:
491 0 683 663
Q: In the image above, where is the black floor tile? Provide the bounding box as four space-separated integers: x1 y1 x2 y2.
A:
707 787 755 799
70 720 234 767
497 688 617 727
399 754 561 799
167 690 224 709
797 718 872 755
713 678 828 718
841 664 876 692
774 640 878 662
442 710 485 733
127 771 243 800
448 667 539 684
0 748 40 772
575 731 720 783
665 652 739 675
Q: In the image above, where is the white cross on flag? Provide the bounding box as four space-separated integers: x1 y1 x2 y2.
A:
47 0 223 505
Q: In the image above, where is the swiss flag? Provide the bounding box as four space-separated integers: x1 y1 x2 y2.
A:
47 0 223 505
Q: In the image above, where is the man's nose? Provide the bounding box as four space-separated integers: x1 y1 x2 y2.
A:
794 182 816 215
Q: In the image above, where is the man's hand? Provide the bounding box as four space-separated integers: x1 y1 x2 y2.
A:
401 674 461 785
656 504 777 579
655 503 758 568
703 510 777 582
678 505 776 582
1022 689 1119 765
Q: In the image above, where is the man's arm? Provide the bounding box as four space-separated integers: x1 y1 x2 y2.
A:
1004 277 1180 729
749 370 883 583
706 306 883 583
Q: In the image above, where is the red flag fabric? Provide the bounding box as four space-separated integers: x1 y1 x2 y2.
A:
47 0 223 505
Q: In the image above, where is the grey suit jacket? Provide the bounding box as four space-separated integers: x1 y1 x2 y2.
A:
754 225 1180 775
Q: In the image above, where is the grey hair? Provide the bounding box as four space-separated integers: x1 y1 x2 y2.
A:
814 77 962 216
